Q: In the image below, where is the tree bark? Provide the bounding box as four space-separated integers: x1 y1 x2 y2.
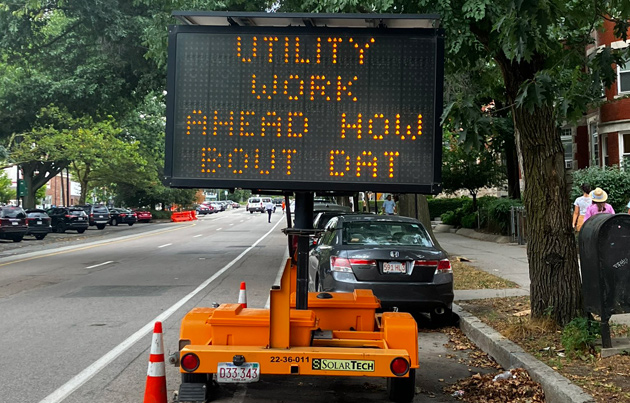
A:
397 194 442 251
21 161 67 209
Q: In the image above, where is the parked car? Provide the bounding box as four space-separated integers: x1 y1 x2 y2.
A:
133 209 152 223
209 202 222 212
109 208 138 226
0 206 28 242
25 209 52 240
47 207 89 233
231 202 241 208
196 204 212 215
308 214 454 324
246 197 264 214
75 205 110 229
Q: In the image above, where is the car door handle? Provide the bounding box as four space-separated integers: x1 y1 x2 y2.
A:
319 245 332 250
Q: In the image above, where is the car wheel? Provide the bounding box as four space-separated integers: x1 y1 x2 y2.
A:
77 229 86 234
128 223 134 226
387 369 415 402
35 234 46 240
12 235 23 243
96 224 106 230
430 308 455 327
111 218 118 226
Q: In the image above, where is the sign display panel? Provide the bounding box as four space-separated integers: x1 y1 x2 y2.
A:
165 25 444 193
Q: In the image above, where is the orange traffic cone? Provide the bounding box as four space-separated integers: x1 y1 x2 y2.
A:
143 321 167 403
238 281 247 308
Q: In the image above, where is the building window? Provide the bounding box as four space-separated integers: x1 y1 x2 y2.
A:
619 63 630 94
560 128 573 169
590 123 600 167
622 133 630 167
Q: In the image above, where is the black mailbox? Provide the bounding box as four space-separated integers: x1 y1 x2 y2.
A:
579 213 630 348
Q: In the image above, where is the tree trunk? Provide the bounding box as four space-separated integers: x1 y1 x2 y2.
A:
504 139 521 199
21 161 67 209
513 104 583 325
397 194 442 250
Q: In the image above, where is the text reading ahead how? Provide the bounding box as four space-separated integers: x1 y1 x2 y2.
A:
165 25 444 193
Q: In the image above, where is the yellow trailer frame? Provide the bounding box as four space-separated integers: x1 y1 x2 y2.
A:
177 258 419 402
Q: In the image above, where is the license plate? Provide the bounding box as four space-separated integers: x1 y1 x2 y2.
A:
383 262 406 274
216 362 260 383
78 217 84 220
11 221 17 226
98 215 103 218
37 220 42 225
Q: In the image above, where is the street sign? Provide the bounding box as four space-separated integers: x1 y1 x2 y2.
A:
164 23 444 193
18 179 27 197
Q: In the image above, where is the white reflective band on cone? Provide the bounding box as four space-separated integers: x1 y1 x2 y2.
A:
147 361 166 377
150 333 163 355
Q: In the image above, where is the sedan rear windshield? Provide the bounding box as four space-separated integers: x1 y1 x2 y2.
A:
93 207 109 213
342 221 433 247
27 211 48 218
1 208 26 218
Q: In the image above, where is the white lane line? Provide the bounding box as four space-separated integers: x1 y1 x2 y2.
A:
229 223 234 226
240 220 244 222
39 218 284 403
216 228 222 231
193 234 203 238
85 261 113 269
157 243 172 248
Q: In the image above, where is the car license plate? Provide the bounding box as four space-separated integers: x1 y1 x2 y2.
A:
383 262 406 274
216 362 260 383
98 215 103 218
37 220 42 225
11 221 17 226
78 217 84 220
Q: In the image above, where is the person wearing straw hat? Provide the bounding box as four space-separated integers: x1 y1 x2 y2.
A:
584 187 615 222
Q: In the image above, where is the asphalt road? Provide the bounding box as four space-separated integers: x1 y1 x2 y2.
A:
0 209 492 403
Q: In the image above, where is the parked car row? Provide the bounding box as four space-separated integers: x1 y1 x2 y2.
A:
0 205 154 242
195 200 239 215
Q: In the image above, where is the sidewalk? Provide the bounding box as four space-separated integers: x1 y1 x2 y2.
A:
434 230 629 403
435 230 630 326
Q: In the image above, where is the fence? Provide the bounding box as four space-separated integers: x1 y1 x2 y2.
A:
510 206 527 245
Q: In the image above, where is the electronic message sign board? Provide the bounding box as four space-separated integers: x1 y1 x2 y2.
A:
164 24 444 193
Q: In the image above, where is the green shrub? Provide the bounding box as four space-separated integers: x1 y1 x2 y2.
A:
572 166 630 213
428 197 469 219
484 198 523 235
150 210 172 220
561 317 600 356
441 210 458 225
461 212 478 228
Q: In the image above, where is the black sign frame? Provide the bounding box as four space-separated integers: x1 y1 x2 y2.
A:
164 24 444 194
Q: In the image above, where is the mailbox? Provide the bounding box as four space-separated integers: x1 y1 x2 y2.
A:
578 213 630 347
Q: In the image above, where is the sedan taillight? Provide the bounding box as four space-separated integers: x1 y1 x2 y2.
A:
330 257 352 272
435 259 452 274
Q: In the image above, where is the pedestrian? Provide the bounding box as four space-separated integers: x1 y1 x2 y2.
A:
265 199 274 223
572 184 592 232
584 187 615 222
382 194 396 215
627 199 630 214
282 200 285 214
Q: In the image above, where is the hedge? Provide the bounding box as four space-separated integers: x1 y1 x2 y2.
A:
427 197 469 220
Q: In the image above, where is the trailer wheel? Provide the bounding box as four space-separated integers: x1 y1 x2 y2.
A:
387 369 415 402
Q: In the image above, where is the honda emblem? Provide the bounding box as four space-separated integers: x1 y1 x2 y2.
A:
390 251 399 258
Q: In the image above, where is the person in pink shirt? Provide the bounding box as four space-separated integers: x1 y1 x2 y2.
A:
583 187 615 221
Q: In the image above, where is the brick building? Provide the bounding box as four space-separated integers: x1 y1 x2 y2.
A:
568 20 630 170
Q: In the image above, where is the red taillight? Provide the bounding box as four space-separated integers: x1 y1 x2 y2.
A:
120 213 126 217
436 259 452 273
348 258 376 266
65 214 71 218
390 357 410 376
181 353 200 372
330 257 352 272
414 260 438 266
90 213 94 218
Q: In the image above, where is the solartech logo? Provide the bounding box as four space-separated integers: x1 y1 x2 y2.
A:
311 359 375 372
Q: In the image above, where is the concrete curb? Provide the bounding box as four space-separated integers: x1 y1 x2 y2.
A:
453 304 595 403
